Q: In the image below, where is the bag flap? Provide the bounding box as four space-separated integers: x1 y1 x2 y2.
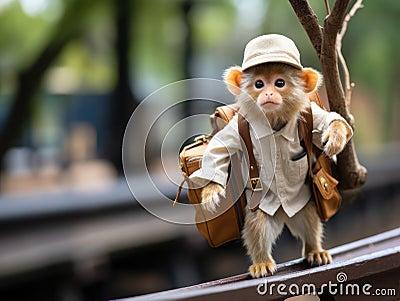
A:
313 167 339 199
179 139 209 176
210 105 237 132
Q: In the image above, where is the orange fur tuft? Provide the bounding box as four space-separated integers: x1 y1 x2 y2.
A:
302 68 322 93
223 66 243 95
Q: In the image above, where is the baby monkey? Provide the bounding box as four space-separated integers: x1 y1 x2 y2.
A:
191 35 352 278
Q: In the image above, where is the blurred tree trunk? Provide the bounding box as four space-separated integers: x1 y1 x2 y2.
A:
0 0 103 170
182 0 195 125
105 0 137 173
289 0 367 189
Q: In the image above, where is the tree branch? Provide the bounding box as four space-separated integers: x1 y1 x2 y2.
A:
324 0 331 14
321 0 352 120
338 0 364 42
337 0 364 114
320 0 367 189
326 0 352 32
288 0 323 56
290 0 367 189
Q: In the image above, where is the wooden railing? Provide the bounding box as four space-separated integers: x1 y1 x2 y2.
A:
117 227 400 301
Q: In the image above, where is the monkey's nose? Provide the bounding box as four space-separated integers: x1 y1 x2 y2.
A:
265 92 273 97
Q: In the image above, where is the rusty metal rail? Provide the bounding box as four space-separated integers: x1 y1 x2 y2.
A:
117 227 400 301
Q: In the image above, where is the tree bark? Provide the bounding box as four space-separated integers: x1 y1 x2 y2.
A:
288 0 322 56
289 0 367 189
182 0 195 121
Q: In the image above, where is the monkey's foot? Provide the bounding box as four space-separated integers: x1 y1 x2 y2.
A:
249 261 276 278
306 250 332 266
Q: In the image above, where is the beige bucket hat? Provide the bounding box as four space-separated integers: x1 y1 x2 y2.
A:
242 34 303 71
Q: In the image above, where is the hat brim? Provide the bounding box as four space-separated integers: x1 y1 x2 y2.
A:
242 54 303 71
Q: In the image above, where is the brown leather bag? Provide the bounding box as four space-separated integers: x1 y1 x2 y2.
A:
312 151 342 221
300 92 342 222
175 106 257 247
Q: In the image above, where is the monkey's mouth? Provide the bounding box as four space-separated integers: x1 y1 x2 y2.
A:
260 101 279 107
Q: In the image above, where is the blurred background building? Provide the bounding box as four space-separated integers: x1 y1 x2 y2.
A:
0 0 399 300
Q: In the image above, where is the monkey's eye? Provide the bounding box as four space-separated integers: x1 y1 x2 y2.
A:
254 79 264 89
254 80 264 89
275 79 286 88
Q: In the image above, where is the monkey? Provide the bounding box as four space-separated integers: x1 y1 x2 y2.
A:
189 34 353 278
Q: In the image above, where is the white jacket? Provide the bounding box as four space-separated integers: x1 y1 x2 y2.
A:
190 101 352 218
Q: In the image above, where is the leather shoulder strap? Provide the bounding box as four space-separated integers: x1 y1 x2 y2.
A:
238 114 260 188
299 106 313 178
215 105 237 122
210 105 237 135
238 107 314 182
308 90 324 109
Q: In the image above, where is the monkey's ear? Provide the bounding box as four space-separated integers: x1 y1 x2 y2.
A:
223 66 243 95
302 68 322 93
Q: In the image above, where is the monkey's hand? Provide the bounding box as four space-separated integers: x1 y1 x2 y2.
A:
322 120 351 157
201 182 225 213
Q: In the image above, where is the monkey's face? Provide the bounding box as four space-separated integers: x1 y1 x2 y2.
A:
242 63 309 118
248 73 287 111
224 63 320 126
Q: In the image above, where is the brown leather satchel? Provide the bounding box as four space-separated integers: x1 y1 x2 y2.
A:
312 151 342 221
300 95 342 222
175 106 256 247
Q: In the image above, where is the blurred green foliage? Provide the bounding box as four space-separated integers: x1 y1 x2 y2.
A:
0 0 399 150
0 0 114 93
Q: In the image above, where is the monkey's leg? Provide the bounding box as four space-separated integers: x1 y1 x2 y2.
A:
242 208 284 278
285 201 332 266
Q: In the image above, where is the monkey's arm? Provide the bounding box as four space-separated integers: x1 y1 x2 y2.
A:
310 102 353 157
189 116 242 212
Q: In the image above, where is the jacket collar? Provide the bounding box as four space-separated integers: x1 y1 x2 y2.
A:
238 99 273 139
274 117 297 142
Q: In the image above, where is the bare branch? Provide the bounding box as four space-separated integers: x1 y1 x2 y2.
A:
337 51 356 126
324 0 331 15
288 0 323 56
338 0 364 40
337 0 364 112
326 0 352 31
289 0 367 189
321 0 352 116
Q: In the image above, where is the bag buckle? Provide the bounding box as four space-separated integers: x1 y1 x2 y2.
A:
194 135 210 143
250 177 263 191
319 176 329 192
